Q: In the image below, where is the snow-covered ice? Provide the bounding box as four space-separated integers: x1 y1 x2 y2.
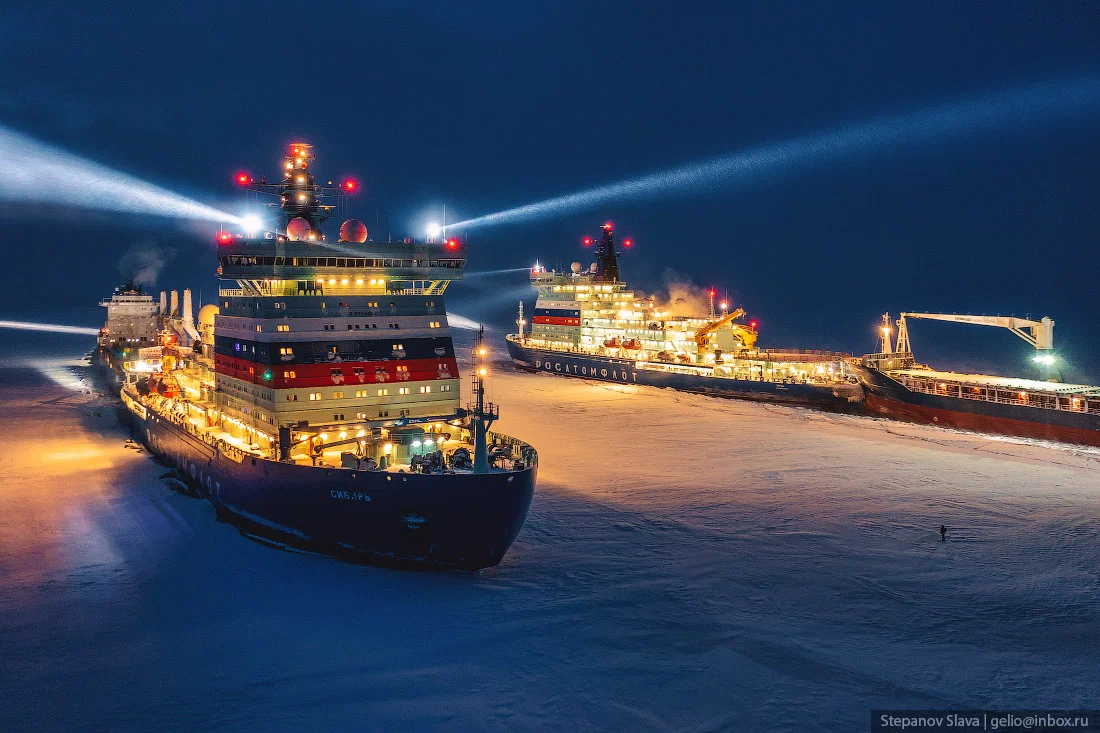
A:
2 349 1099 732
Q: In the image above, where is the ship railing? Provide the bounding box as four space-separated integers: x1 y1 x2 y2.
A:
900 375 1100 414
218 289 245 297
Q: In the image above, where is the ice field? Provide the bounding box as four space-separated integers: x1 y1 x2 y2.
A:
2 349 1099 732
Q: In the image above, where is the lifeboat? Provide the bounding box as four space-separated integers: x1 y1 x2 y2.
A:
621 339 641 350
603 337 621 348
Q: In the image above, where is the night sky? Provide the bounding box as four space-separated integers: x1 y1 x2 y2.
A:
2 2 1099 380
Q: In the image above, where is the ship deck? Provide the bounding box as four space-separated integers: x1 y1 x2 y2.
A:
126 385 524 475
888 368 1100 396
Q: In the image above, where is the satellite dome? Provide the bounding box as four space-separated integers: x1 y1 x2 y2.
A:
197 304 220 327
589 263 598 273
286 218 311 241
570 261 583 274
340 219 368 243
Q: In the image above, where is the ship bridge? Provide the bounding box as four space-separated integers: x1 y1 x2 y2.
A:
218 236 465 297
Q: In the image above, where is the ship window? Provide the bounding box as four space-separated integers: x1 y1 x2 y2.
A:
399 387 410 395
378 410 389 418
337 258 346 267
279 347 293 355
334 413 344 420
372 324 378 329
419 386 431 393
400 409 410 417
277 325 289 332
440 385 451 392
255 325 262 332
377 388 389 396
333 391 344 399
308 392 321 401
283 371 296 378
286 394 297 401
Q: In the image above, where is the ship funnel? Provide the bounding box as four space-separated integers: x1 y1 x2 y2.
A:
181 288 201 344
169 290 179 317
159 291 167 314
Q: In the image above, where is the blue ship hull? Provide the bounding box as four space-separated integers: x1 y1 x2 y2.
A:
507 340 861 410
128 404 537 570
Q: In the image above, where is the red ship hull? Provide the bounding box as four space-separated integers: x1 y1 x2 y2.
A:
863 392 1100 447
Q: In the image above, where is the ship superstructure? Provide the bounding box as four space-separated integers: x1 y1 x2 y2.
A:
105 143 537 569
508 223 861 408
98 284 160 349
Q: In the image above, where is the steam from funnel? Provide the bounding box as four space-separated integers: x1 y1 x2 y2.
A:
448 75 1100 230
0 124 242 225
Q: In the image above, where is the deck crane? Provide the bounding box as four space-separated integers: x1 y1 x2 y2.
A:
892 312 1058 380
693 307 758 350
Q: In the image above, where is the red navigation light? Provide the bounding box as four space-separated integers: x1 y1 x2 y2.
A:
750 320 758 330
709 289 716 297
623 238 633 247
582 237 592 247
342 179 358 192
235 172 252 186
217 232 232 244
602 222 613 230
446 238 459 249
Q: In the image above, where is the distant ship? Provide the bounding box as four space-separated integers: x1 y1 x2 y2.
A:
854 313 1100 447
506 223 862 408
100 143 537 569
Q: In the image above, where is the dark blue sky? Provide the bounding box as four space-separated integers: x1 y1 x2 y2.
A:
2 1 1099 380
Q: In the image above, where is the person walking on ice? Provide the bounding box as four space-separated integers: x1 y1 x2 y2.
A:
939 524 947 541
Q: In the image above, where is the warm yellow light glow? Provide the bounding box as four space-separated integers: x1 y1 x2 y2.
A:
383 443 393 454
329 278 336 285
341 278 349 285
338 431 347 440
356 429 366 437
478 368 488 376
319 433 328 441
356 278 363 285
478 348 487 356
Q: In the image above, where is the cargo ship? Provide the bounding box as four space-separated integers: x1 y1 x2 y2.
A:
101 143 537 569
505 223 862 408
854 313 1100 447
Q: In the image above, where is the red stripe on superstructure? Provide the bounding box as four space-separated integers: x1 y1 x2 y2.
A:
533 316 581 326
214 353 459 389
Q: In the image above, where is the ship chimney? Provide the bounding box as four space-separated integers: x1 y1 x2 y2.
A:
182 289 194 326
170 290 179 317
159 291 168 314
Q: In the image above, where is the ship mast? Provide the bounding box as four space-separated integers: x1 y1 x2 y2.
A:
595 222 620 282
516 301 526 341
470 326 498 474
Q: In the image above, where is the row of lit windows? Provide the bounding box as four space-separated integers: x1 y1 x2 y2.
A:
250 320 436 333
287 385 451 401
221 255 464 269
